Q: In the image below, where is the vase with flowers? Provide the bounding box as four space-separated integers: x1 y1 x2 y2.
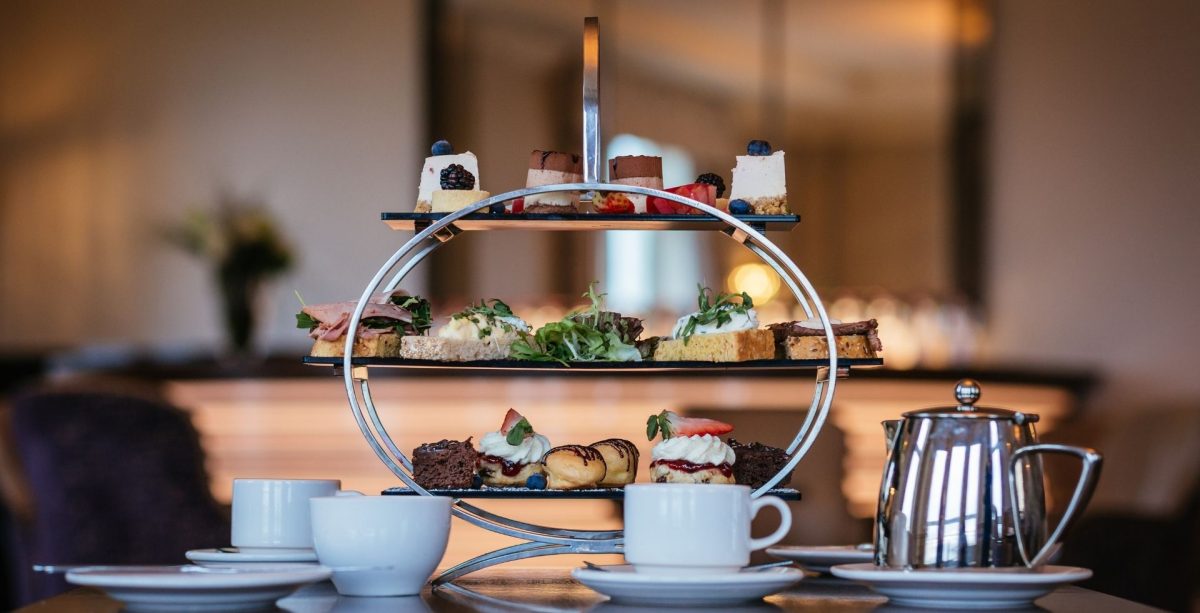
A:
166 197 294 357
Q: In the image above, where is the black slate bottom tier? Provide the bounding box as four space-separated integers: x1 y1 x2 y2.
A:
382 486 801 500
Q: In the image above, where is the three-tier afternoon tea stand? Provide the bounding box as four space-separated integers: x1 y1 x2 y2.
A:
304 18 881 586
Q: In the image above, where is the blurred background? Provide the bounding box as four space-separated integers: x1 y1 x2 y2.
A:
1 0 1197 609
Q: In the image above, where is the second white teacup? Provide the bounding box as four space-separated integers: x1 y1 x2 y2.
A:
310 495 452 597
231 478 342 553
623 484 792 575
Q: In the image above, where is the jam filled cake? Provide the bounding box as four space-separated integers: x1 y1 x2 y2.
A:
646 410 736 484
477 409 550 487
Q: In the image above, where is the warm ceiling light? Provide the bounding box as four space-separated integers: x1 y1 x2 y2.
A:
727 263 781 305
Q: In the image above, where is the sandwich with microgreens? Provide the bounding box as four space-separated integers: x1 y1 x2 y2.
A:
652 285 775 362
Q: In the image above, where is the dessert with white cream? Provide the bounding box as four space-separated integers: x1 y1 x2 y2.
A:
646 411 736 484
728 140 789 215
522 150 583 213
415 140 485 213
478 409 551 487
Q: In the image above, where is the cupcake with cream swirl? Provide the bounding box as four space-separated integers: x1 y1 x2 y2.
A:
645 410 736 484
477 409 550 487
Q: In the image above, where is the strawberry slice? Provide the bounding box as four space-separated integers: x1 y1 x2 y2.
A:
647 410 733 440
596 193 635 213
509 197 525 214
500 408 525 433
649 183 716 214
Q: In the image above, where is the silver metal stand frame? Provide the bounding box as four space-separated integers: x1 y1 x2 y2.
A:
336 17 844 585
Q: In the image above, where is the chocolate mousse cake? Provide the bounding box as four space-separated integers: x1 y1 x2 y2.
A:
412 438 478 489
768 318 883 359
523 150 583 214
608 155 663 213
728 438 793 489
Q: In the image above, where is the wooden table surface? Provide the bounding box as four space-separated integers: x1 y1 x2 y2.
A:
16 568 1163 612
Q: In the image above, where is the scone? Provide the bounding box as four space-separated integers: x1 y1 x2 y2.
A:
476 409 550 487
541 445 607 490
768 318 882 359
645 411 736 485
589 438 639 487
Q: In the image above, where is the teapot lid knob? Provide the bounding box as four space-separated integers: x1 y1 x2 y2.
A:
954 378 982 409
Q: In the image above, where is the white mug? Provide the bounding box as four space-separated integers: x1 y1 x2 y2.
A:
231 478 341 552
310 495 452 597
623 484 792 575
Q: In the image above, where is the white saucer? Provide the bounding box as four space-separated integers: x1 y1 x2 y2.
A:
571 564 803 607
187 547 319 568
766 544 874 573
829 563 1092 610
66 564 332 612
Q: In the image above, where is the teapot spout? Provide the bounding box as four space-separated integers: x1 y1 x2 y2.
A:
882 420 902 454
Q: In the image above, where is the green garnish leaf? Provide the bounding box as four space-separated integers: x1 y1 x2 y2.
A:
505 418 534 445
295 312 319 329
393 294 433 335
646 414 659 440
678 285 755 345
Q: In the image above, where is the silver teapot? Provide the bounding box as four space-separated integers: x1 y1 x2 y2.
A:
876 379 1102 569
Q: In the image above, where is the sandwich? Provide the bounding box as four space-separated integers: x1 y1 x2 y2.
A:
296 290 432 357
401 298 530 362
767 318 882 359
653 285 774 362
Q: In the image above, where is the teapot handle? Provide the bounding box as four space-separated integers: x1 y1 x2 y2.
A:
1007 443 1103 568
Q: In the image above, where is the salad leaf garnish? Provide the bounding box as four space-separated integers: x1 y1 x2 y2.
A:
508 282 643 364
678 285 754 345
393 294 433 335
296 312 319 330
505 417 534 446
453 299 519 338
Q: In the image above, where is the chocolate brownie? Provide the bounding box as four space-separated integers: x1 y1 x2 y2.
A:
412 438 478 489
728 438 793 489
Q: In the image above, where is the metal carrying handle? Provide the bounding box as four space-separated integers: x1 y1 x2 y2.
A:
582 17 600 183
1007 443 1103 567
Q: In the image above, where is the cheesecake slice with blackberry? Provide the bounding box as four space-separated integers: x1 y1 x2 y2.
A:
415 140 485 212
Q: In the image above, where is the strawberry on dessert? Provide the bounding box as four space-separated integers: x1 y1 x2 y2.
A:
648 183 716 215
645 410 736 484
478 409 551 487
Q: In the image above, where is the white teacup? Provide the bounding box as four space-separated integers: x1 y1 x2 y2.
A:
310 495 452 597
231 478 341 553
623 484 792 575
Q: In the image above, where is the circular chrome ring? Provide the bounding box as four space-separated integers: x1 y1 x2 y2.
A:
339 182 838 536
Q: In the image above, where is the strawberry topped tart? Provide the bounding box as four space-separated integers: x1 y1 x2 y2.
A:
645 410 736 484
477 409 551 487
